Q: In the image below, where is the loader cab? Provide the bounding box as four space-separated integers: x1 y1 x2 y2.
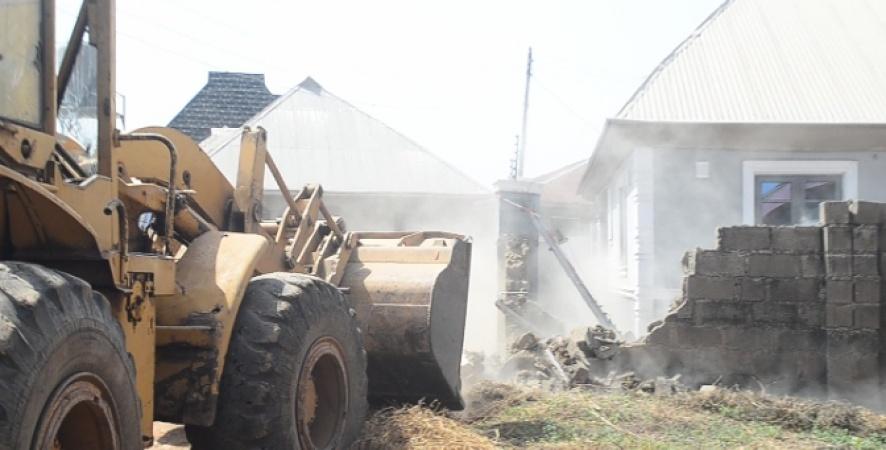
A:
0 0 133 290
0 0 116 177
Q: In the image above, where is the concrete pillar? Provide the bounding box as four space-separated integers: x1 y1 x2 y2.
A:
495 180 542 346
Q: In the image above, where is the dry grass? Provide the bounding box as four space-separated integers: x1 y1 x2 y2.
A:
355 382 886 449
459 380 546 423
355 404 498 449
682 388 886 435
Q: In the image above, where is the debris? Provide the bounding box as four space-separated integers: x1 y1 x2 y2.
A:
512 332 539 351
461 351 486 387
699 385 719 394
497 326 689 395
541 348 569 385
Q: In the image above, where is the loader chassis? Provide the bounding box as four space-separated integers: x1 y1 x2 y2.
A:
0 0 471 448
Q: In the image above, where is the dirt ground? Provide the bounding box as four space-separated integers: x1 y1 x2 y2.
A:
149 422 189 449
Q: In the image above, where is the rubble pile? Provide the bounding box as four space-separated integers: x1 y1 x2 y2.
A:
496 327 686 395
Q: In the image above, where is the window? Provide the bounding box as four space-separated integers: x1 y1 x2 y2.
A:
756 175 840 225
742 161 858 225
618 185 629 265
0 0 42 125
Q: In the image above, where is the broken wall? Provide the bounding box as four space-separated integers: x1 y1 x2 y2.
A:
628 201 885 409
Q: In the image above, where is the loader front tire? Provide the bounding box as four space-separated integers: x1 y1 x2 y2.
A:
0 262 142 450
187 273 368 450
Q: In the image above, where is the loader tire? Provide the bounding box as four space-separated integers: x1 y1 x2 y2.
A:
187 273 368 450
0 262 141 450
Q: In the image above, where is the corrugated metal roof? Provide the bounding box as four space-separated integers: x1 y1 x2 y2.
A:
202 77 488 194
618 0 886 123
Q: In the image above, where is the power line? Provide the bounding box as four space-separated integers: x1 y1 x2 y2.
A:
532 75 595 126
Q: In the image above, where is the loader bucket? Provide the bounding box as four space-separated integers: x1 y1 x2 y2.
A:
339 232 471 409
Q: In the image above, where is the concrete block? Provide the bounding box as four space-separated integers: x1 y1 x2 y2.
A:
682 251 695 275
739 277 767 302
799 254 825 277
753 302 798 324
644 326 673 346
826 304 854 328
827 330 881 358
691 250 746 276
797 304 824 328
825 279 853 304
777 330 819 351
768 278 821 302
823 226 852 253
748 254 801 277
853 278 881 304
852 225 879 253
718 226 771 251
685 276 737 301
720 327 753 349
821 201 851 225
850 201 883 225
674 298 693 320
694 300 748 324
852 254 878 276
674 326 722 348
855 305 881 330
772 227 822 253
825 255 852 277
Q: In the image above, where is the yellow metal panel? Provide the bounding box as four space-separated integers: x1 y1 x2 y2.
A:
116 127 234 227
154 230 268 425
127 254 176 296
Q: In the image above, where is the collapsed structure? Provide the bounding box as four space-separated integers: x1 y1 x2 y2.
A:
630 200 885 409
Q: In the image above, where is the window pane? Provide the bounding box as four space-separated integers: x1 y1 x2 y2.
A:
761 201 792 225
57 35 97 175
804 180 838 201
802 202 823 224
760 181 791 201
0 0 42 125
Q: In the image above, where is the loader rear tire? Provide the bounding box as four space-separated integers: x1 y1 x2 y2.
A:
187 273 368 450
0 262 141 450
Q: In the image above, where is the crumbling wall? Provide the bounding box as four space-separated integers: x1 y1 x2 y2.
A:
626 201 884 409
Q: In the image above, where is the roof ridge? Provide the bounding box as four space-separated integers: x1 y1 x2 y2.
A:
205 82 309 155
207 78 489 193
616 0 736 118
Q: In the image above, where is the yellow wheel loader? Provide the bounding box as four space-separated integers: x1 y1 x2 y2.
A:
0 1 471 448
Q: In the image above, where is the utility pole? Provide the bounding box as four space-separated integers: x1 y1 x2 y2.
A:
516 47 533 179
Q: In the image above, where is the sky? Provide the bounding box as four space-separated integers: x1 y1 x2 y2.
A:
57 0 723 187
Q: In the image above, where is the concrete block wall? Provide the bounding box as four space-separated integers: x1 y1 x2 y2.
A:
633 201 885 408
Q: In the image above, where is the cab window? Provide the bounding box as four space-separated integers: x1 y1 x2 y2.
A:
0 0 43 126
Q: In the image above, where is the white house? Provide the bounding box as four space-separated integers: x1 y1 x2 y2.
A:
578 0 886 335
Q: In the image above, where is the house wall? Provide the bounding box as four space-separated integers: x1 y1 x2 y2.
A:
650 148 886 330
581 150 655 336
261 191 500 355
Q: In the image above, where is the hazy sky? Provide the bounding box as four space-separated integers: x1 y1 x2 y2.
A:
58 0 722 186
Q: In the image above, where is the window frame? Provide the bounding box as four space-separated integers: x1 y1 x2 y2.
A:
742 160 858 225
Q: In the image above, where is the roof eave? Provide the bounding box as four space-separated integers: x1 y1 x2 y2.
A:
579 119 886 197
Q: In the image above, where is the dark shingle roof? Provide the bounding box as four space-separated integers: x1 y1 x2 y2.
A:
168 72 278 142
